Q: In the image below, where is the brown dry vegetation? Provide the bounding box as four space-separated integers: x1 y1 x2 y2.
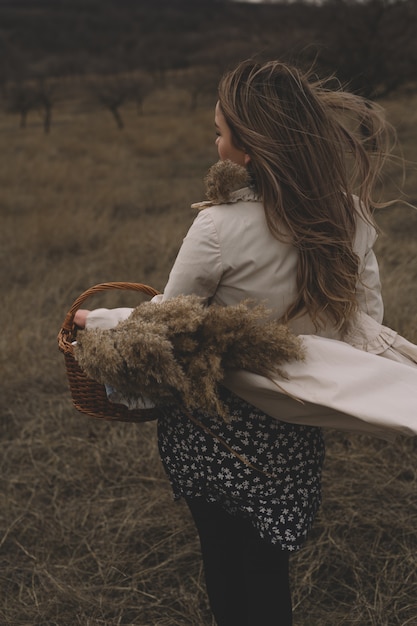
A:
1 81 417 626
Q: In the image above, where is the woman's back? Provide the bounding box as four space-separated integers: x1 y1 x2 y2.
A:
163 164 383 340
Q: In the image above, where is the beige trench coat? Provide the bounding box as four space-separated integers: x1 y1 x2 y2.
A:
86 186 417 439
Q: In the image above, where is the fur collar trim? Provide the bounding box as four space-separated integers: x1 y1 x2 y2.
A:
191 160 260 210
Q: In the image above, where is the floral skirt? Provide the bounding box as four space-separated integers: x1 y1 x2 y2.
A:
157 390 325 552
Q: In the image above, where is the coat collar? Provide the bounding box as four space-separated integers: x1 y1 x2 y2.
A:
191 160 260 210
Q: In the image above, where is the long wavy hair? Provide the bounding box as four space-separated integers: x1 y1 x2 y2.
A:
218 60 395 331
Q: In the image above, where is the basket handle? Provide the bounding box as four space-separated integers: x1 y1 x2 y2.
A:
59 281 160 335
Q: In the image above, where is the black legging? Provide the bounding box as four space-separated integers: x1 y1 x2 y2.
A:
186 497 293 626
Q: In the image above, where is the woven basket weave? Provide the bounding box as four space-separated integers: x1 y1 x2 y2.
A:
57 282 160 422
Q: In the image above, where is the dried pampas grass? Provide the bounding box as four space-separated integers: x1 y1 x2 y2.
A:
75 295 304 418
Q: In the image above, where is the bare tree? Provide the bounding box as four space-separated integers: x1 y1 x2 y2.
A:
318 0 417 99
183 66 219 111
129 72 154 115
35 78 56 133
4 81 38 129
89 77 132 129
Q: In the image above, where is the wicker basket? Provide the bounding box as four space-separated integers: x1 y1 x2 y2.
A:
57 281 161 422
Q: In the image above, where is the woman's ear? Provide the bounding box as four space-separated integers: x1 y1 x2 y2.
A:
244 153 251 165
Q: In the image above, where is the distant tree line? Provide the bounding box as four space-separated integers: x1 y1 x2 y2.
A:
0 0 415 131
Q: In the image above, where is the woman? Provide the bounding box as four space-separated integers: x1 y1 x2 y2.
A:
75 60 403 625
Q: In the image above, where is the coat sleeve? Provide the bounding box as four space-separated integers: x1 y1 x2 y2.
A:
356 247 384 323
85 307 133 330
162 210 223 303
353 210 383 323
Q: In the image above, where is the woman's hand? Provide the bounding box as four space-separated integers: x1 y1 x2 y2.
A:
74 309 90 329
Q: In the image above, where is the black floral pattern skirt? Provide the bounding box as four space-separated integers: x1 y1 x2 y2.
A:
157 390 325 552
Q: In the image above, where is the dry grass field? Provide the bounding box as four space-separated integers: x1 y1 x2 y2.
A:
1 81 417 625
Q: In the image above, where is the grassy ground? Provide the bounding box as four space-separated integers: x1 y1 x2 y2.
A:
1 83 417 625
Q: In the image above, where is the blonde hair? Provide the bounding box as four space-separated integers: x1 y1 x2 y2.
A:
218 60 395 331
